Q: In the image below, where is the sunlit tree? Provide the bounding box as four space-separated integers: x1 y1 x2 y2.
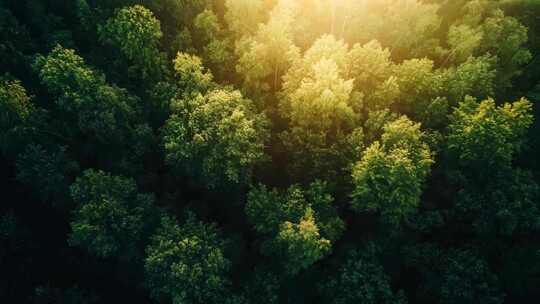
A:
0 77 33 154
162 88 268 188
224 0 265 38
172 52 214 95
280 35 362 181
447 96 533 172
236 0 300 94
351 117 433 226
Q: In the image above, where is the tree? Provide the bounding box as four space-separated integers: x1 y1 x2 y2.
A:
344 0 442 60
144 214 230 304
282 58 355 132
394 58 444 123
282 34 350 97
274 208 331 275
322 245 407 304
227 270 279 304
246 181 344 274
455 169 540 236
236 0 300 94
447 96 533 172
0 77 32 154
346 40 398 112
33 45 139 145
443 55 497 105
446 24 484 64
192 10 234 80
0 8 34 76
99 5 165 82
162 88 268 189
69 169 159 259
224 0 265 38
280 35 362 182
480 9 531 92
351 117 433 226
172 52 214 95
16 144 78 206
441 250 504 304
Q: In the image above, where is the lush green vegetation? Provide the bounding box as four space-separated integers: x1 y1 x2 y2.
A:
1 0 540 303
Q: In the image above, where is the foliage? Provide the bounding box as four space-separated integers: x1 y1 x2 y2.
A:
236 0 300 94
33 45 139 144
0 77 34 154
16 144 78 205
172 52 213 94
246 181 343 274
144 214 230 304
322 245 407 304
447 96 533 172
2 1 540 302
441 250 504 304
351 117 433 226
69 169 158 259
274 208 331 275
163 88 268 188
99 5 165 82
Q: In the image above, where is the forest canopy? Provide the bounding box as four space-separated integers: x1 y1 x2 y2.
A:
1 0 540 303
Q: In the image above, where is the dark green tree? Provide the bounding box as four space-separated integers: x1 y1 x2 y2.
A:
322 245 407 304
144 214 230 304
69 169 159 259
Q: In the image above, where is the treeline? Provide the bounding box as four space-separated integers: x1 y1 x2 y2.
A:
1 0 540 303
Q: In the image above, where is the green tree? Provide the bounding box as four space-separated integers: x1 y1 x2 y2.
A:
0 77 32 153
69 169 158 259
144 214 230 304
16 144 78 206
99 5 165 82
344 0 442 59
447 96 533 172
224 0 265 38
394 58 445 124
446 24 484 64
236 0 300 94
351 117 433 226
441 250 504 304
274 208 331 275
443 55 497 104
33 45 139 145
192 9 234 80
455 169 540 236
280 35 362 182
346 40 398 112
480 9 531 92
246 181 344 274
172 52 214 95
162 88 268 188
322 245 407 304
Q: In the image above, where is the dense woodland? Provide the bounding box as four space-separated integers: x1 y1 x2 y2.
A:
1 0 540 303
